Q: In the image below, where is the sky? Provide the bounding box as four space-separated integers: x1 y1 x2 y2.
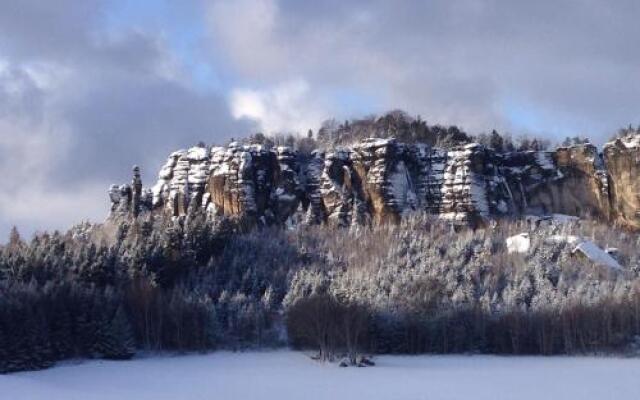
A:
0 0 639 239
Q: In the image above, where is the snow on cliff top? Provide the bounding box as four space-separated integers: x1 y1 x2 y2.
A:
535 152 556 170
620 135 640 149
187 146 208 161
606 134 640 149
357 137 396 147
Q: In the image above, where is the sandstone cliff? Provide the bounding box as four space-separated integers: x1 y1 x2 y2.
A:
604 135 640 230
109 134 640 230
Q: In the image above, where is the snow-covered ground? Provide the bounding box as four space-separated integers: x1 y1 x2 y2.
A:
2 351 639 400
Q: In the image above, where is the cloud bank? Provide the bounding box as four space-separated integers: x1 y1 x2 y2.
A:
208 0 640 138
0 0 251 238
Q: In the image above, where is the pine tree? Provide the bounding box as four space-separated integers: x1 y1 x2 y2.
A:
94 306 136 360
0 324 8 373
8 307 54 371
50 308 73 360
203 304 219 349
76 304 97 357
27 310 53 370
489 130 504 152
8 226 23 251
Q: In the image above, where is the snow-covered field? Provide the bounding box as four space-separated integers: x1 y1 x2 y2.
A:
2 351 639 400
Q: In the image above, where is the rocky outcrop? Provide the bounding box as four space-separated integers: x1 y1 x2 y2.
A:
500 144 610 221
604 135 640 230
109 134 640 230
146 143 301 225
109 166 152 217
308 139 432 226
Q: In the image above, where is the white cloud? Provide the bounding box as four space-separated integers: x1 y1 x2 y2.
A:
207 0 285 79
206 0 640 140
0 62 70 184
0 61 98 238
0 184 108 237
230 79 326 134
206 0 509 133
0 102 105 239
0 3 251 239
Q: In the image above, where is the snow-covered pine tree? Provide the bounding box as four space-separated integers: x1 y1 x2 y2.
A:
94 306 136 360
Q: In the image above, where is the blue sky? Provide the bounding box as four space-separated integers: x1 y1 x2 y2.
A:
0 0 639 239
104 0 227 91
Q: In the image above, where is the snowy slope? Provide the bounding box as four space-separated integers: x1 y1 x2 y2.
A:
2 351 640 400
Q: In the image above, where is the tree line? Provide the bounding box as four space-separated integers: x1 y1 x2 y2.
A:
1 211 640 372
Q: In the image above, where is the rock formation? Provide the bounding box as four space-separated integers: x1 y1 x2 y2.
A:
109 133 640 230
500 143 610 221
109 166 152 217
604 135 640 230
145 144 301 225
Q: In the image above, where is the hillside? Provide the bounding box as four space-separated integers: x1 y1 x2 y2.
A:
2 116 640 373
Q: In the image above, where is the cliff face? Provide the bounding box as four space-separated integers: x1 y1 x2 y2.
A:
604 135 640 230
502 144 610 220
109 134 640 230
146 144 300 225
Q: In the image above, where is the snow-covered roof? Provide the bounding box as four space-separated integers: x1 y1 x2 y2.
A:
506 233 531 254
547 235 622 269
572 240 622 270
